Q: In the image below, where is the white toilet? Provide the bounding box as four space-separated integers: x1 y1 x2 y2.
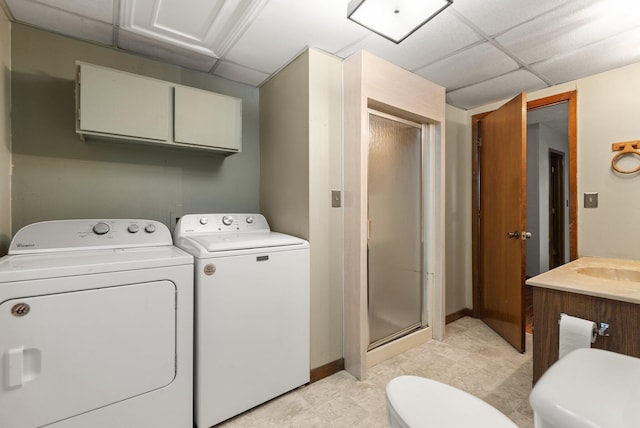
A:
386 376 518 428
530 348 640 428
386 349 640 428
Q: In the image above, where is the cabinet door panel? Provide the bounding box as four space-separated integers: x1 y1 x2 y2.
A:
78 63 170 141
174 86 242 152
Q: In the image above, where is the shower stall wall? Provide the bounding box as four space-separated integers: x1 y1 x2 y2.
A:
343 50 445 380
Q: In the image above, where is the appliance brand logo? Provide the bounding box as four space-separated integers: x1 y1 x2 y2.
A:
16 243 36 248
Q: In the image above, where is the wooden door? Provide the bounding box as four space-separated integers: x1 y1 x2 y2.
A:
479 93 527 352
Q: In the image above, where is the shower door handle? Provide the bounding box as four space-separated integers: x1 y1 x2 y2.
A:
506 231 520 239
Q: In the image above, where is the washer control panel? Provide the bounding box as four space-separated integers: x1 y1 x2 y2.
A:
9 219 172 254
175 214 270 235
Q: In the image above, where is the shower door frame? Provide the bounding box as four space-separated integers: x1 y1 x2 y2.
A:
366 110 429 350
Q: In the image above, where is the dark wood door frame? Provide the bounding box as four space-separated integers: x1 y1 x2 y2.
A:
471 90 578 317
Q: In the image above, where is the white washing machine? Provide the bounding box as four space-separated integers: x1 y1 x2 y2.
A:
0 219 194 428
174 213 310 427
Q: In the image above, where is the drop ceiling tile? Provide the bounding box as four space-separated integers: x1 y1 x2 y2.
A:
334 10 481 71
33 0 114 23
223 0 367 74
532 27 640 85
415 42 519 90
497 0 640 64
6 0 113 45
452 0 567 36
118 30 217 72
214 61 270 87
120 0 267 58
447 69 548 109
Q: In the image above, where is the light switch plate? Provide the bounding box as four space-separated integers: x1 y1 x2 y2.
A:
584 192 598 208
331 190 341 208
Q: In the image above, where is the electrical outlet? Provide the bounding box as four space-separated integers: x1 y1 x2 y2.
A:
170 211 183 231
584 192 598 208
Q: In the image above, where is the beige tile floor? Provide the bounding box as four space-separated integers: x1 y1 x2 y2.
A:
218 317 534 427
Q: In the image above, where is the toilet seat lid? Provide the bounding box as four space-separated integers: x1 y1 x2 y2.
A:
386 376 518 428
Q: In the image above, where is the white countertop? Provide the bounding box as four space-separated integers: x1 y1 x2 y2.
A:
526 257 640 304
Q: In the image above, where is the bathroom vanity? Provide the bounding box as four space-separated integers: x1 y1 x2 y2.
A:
527 257 640 383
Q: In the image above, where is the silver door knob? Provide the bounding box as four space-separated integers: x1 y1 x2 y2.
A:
521 231 532 240
506 231 520 239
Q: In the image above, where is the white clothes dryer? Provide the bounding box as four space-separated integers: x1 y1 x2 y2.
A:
174 213 310 428
0 219 193 428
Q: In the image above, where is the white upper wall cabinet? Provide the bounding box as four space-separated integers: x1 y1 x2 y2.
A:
75 62 242 154
174 86 242 152
77 62 171 141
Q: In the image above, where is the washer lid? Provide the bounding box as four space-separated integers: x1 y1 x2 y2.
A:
177 231 307 254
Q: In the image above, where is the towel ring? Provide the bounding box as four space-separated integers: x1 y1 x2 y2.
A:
611 141 640 174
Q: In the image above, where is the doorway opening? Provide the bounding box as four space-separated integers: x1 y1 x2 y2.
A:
471 91 577 348
549 150 566 270
526 102 571 279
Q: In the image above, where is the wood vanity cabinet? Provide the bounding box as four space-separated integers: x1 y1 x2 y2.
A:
532 286 640 383
75 62 242 154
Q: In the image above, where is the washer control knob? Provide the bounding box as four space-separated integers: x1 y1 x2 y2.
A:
199 217 208 225
128 224 140 233
222 215 234 226
246 216 254 224
144 223 156 233
92 222 110 235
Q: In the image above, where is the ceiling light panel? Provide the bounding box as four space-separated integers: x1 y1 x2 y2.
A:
347 0 452 43
416 42 519 90
497 0 640 64
120 0 267 58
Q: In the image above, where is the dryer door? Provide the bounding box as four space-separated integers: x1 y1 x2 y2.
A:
0 280 176 428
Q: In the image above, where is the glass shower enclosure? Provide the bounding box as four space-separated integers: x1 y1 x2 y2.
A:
367 111 426 350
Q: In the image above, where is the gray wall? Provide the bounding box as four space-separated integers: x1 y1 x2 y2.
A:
11 24 260 232
0 9 9 255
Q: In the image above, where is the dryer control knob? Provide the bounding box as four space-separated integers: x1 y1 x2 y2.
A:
200 217 208 225
246 216 254 224
222 216 234 226
128 224 140 233
145 224 156 233
92 222 110 235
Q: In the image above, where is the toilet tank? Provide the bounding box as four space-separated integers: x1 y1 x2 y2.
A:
530 348 640 428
